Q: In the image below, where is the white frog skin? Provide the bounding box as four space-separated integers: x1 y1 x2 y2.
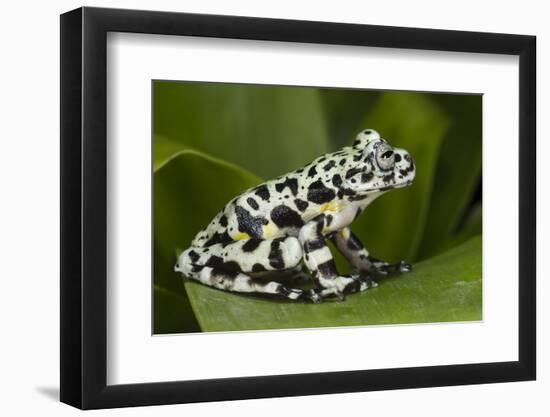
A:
175 129 416 302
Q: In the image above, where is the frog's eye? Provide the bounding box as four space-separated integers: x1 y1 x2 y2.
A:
375 144 395 171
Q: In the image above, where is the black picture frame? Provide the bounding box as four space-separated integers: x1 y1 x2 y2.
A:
60 6 536 410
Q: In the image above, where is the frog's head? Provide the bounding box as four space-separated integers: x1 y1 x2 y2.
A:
346 129 416 194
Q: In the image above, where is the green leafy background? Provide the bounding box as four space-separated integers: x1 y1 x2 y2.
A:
153 81 482 334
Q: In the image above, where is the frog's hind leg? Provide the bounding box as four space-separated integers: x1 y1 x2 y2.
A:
176 264 308 301
286 264 314 285
175 238 320 302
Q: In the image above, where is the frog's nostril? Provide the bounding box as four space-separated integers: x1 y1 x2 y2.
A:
394 153 402 163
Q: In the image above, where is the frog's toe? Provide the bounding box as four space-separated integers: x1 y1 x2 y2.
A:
296 288 322 303
375 266 389 275
304 289 323 304
349 268 361 279
314 287 346 302
398 261 412 273
374 261 411 275
345 274 375 293
334 291 346 302
310 294 322 304
280 286 304 301
357 277 377 292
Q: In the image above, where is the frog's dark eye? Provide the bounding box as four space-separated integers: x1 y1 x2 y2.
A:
376 144 395 171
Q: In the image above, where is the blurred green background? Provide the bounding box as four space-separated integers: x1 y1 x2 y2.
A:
153 80 482 334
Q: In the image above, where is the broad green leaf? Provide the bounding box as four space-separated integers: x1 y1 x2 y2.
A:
151 86 483 334
153 240 200 333
153 150 263 333
154 286 200 334
185 236 482 332
153 81 330 179
154 149 262 291
440 203 482 254
153 134 187 172
351 92 450 262
320 88 381 149
417 95 482 260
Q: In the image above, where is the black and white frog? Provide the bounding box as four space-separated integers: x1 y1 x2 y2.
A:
175 129 416 303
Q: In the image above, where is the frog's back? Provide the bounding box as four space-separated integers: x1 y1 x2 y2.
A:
190 147 359 248
190 175 305 248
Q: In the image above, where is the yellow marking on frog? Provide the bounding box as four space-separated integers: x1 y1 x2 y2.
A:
233 232 250 241
320 201 343 213
339 228 351 240
262 222 278 239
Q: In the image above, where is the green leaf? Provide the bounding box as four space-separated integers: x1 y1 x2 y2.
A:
154 149 262 290
153 150 263 333
185 236 482 332
154 286 200 334
416 95 482 260
320 88 381 149
153 134 187 172
350 92 451 262
153 81 330 179
440 203 482 254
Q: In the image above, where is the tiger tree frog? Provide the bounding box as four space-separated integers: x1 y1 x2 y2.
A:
175 129 416 303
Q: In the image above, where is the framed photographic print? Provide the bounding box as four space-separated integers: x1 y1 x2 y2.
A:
60 6 536 409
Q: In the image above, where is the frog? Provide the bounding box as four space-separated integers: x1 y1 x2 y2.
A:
175 129 416 303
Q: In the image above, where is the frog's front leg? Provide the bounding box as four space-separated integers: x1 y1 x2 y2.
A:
299 215 369 300
330 227 412 281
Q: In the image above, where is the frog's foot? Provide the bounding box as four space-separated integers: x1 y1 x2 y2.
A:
311 274 377 302
329 228 412 278
177 263 310 302
299 289 323 304
322 286 347 301
347 272 378 293
371 260 412 275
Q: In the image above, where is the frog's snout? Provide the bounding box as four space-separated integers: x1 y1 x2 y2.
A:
394 148 416 186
